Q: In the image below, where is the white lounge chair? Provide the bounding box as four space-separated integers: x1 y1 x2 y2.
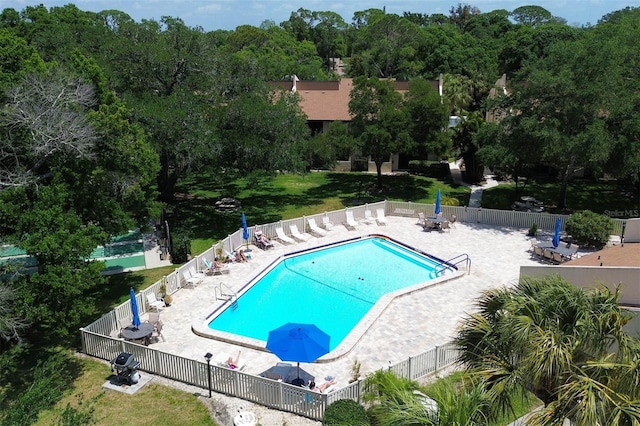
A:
275 227 295 244
215 352 247 371
321 215 334 230
290 224 311 242
182 269 201 287
376 208 388 225
146 293 166 311
344 210 358 230
307 218 327 236
363 210 375 224
204 258 229 275
189 265 206 280
224 250 237 262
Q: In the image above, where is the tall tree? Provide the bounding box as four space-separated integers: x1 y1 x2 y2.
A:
500 35 613 209
404 78 450 158
349 77 412 188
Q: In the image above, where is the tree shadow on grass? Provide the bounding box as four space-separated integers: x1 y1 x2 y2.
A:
166 172 444 241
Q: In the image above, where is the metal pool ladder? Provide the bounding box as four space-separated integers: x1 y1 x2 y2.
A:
433 253 471 276
213 281 238 309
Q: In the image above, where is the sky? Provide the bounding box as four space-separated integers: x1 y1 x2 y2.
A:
8 0 638 30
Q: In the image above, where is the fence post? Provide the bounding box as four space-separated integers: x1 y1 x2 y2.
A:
408 356 413 380
434 344 439 371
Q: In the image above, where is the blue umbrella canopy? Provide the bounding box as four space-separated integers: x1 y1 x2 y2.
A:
267 323 330 363
129 287 141 328
552 217 562 248
241 212 249 244
435 189 442 215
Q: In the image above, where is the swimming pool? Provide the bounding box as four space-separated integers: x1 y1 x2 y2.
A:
202 236 459 358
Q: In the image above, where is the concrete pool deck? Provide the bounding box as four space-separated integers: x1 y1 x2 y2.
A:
148 215 550 390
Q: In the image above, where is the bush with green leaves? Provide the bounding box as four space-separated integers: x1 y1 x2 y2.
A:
169 233 191 263
322 399 370 426
566 210 613 248
1 351 80 425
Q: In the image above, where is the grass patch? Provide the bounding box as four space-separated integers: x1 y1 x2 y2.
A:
33 355 215 426
172 171 470 254
482 179 639 216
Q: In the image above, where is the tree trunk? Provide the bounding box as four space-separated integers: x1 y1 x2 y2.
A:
375 161 383 189
157 153 177 202
558 164 572 210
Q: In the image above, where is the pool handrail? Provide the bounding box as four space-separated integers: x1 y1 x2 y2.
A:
433 253 471 276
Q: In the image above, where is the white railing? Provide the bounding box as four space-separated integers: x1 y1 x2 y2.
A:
80 200 626 420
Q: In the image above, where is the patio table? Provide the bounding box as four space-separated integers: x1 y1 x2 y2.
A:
121 322 154 345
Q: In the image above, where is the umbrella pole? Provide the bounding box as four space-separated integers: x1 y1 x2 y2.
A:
297 362 300 380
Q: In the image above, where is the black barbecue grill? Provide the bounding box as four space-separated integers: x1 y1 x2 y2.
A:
111 352 141 385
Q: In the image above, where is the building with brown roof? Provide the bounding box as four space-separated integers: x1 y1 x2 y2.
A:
271 76 443 172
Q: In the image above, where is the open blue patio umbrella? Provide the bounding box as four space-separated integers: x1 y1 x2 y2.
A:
552 217 562 248
129 287 141 328
241 212 249 248
267 323 330 385
435 189 442 215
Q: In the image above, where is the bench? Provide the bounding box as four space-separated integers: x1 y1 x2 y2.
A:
393 208 416 217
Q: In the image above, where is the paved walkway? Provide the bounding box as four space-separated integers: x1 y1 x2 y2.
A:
449 160 499 208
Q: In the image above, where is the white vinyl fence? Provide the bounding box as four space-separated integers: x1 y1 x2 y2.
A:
81 201 626 420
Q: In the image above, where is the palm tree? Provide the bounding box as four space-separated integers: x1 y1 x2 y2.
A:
454 276 640 425
364 370 491 425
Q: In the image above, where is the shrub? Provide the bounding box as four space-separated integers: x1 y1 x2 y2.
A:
322 399 370 426
566 210 613 248
527 224 538 237
170 233 191 263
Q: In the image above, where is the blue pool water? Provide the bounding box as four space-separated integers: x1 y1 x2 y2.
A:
208 237 449 351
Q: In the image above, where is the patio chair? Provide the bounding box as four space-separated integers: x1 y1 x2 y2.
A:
148 311 160 327
146 292 166 311
307 218 327 237
552 252 563 264
440 221 451 232
344 210 358 230
182 268 201 288
363 210 375 224
423 220 435 231
533 245 544 258
376 208 388 226
417 212 426 226
151 319 165 343
321 215 334 230
110 318 126 339
449 215 457 228
189 265 206 280
275 227 295 244
289 224 312 242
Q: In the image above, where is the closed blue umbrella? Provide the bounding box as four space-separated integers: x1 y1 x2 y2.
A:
552 217 562 248
435 189 442 215
241 212 249 247
267 323 330 385
129 287 141 328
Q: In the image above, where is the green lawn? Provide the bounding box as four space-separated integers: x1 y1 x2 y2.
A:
33 357 215 426
173 171 470 254
482 179 639 217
